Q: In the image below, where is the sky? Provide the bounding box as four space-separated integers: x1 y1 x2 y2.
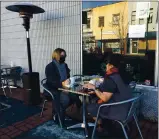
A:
82 1 119 9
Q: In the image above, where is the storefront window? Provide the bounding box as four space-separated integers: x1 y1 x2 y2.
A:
82 1 158 86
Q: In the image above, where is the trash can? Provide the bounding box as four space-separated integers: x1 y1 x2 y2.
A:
22 72 41 105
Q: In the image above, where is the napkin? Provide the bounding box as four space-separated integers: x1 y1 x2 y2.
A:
89 78 104 87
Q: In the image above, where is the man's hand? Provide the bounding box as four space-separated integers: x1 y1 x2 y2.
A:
83 83 95 90
88 91 96 95
62 79 70 86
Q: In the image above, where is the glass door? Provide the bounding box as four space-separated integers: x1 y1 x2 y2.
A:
131 41 138 54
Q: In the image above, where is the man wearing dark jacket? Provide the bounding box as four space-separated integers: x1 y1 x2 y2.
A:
45 48 81 125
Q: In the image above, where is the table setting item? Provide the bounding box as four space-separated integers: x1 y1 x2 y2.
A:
88 77 104 88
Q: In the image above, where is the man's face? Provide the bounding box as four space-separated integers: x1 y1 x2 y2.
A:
59 51 66 63
106 63 113 72
60 51 65 57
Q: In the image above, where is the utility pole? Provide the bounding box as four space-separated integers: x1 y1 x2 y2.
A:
146 14 150 52
101 26 103 53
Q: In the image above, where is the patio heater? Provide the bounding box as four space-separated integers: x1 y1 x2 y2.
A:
6 3 45 105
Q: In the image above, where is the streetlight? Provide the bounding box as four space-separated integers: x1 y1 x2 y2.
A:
100 26 103 53
6 3 45 105
146 14 150 52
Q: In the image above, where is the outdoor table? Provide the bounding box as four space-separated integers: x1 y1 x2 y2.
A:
58 85 94 138
135 84 158 122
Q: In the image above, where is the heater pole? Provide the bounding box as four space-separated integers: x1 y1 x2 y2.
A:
22 17 32 73
26 31 32 73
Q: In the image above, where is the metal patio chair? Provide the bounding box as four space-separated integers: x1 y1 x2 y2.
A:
129 81 136 90
0 78 7 97
72 74 84 84
1 69 12 96
1 66 22 87
40 78 63 128
91 93 144 139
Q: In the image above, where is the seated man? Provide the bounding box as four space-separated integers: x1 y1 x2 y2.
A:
45 48 81 125
83 54 132 131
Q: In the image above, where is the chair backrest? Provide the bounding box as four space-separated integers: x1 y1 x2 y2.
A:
129 81 136 90
41 78 54 100
99 92 143 122
10 66 22 80
125 93 143 122
72 74 84 82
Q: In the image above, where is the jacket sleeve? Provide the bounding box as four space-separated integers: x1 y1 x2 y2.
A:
45 63 62 89
65 63 71 78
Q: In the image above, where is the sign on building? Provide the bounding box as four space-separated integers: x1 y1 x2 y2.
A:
136 2 150 19
129 24 146 38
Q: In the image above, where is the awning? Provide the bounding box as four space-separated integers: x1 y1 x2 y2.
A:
127 31 156 39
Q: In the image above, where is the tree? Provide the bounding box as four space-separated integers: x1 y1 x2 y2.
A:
109 11 128 54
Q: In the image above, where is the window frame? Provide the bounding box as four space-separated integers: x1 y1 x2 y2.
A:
87 18 91 28
98 16 104 27
148 8 153 24
131 11 136 25
112 13 120 25
139 18 144 24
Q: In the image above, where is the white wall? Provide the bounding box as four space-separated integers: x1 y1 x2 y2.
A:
128 2 158 31
1 1 82 88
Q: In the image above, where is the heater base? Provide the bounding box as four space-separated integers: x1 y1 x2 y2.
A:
22 72 41 105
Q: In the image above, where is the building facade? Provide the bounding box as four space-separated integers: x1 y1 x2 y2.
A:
1 1 82 88
82 8 96 53
128 2 158 54
90 1 128 54
83 1 158 55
